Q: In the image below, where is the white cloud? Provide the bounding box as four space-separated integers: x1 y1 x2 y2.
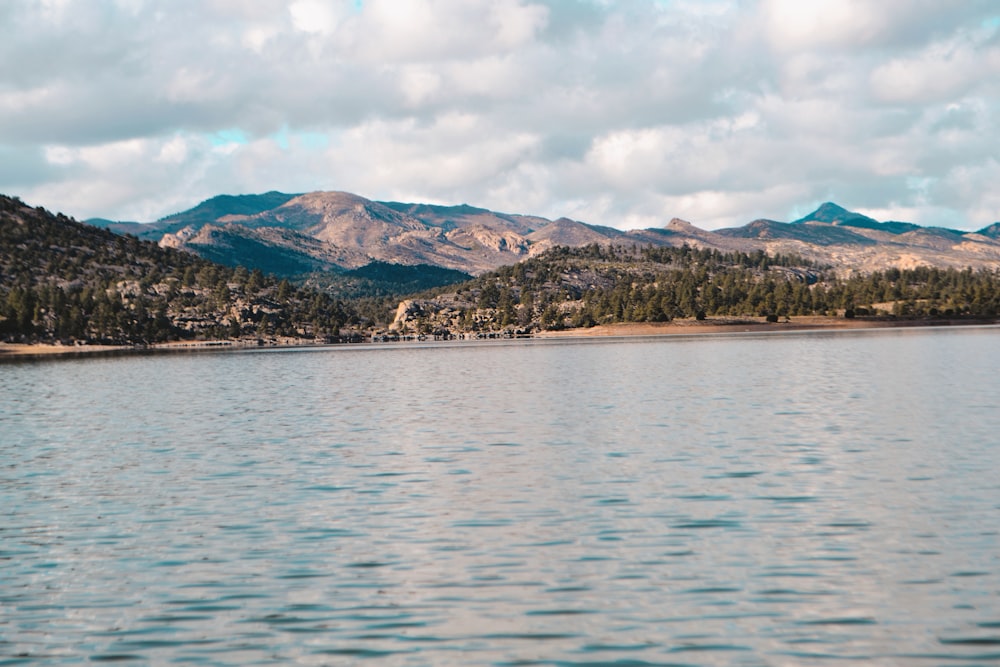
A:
165 68 217 104
242 25 280 53
343 0 549 63
321 113 542 202
35 0 74 24
761 0 887 50
288 0 342 35
870 33 1000 104
43 145 75 167
0 84 62 115
1 0 999 230
156 135 189 164
398 65 443 107
761 0 994 51
44 139 149 171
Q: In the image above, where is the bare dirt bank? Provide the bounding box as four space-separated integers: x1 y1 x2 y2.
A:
3 317 996 358
0 342 132 358
0 338 316 359
533 316 999 339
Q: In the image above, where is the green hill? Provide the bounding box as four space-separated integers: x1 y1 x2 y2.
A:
158 191 300 226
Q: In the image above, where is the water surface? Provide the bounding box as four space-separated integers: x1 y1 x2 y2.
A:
3 327 1000 665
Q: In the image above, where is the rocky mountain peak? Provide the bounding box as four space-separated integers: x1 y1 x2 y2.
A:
665 218 697 231
794 202 879 227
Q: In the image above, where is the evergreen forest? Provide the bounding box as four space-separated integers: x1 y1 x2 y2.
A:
3 195 1000 346
404 244 1000 334
0 196 372 344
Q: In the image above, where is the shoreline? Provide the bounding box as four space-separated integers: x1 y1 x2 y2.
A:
2 316 997 359
0 337 322 360
532 315 995 338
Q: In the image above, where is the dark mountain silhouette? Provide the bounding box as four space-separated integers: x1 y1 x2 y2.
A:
794 202 920 234
975 222 1000 239
160 191 301 226
716 218 877 246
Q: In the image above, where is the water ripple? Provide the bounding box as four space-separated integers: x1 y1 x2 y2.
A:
4 330 1000 665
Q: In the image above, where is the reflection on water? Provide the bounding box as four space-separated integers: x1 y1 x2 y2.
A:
3 327 1000 665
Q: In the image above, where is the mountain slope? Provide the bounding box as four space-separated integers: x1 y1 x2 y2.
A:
0 195 366 344
794 202 920 234
83 192 304 242
526 217 624 248
160 191 301 227
86 193 1000 278
159 223 363 275
155 191 546 275
381 201 547 235
717 218 878 246
975 222 1000 239
250 191 427 243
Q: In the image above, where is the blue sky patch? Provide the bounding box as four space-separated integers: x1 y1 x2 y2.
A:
211 129 248 147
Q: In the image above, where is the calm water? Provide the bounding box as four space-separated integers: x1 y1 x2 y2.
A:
3 327 1000 666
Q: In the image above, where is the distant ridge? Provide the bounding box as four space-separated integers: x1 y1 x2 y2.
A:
794 202 920 234
977 222 1000 239
80 192 1000 277
794 202 878 226
381 201 545 235
716 217 877 246
525 217 623 247
158 191 301 225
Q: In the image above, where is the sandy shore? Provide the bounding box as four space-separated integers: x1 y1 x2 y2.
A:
2 317 995 358
533 316 997 339
0 337 321 359
0 342 133 358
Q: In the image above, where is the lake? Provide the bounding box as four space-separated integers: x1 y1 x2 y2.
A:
3 326 1000 666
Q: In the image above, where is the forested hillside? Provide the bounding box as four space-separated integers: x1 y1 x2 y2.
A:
5 194 1000 347
0 196 372 344
392 244 1000 335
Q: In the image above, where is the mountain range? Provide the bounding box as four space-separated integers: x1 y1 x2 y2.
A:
88 193 1000 277
8 192 1000 347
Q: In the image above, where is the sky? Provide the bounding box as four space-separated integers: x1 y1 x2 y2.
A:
1 0 999 230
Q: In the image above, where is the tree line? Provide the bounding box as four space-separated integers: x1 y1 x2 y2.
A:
0 197 375 344
5 196 1000 344
437 244 1000 331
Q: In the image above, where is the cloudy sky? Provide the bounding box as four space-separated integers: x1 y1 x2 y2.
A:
2 0 999 230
